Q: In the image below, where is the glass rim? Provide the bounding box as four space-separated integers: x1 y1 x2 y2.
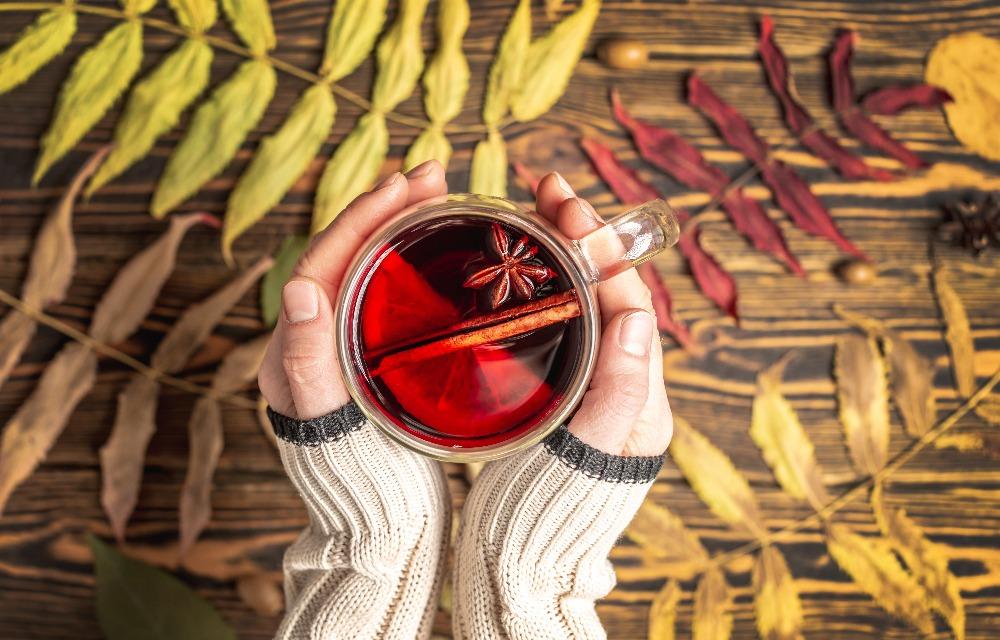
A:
334 193 602 462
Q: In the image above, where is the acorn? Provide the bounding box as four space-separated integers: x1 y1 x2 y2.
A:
598 38 649 70
838 259 876 285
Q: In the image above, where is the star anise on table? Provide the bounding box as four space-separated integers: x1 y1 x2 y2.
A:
463 223 557 309
939 192 1000 256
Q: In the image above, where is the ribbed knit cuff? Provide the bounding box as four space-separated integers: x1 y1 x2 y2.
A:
542 425 664 483
267 403 366 447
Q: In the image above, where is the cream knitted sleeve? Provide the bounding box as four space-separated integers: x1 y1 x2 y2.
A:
267 403 450 640
453 426 663 640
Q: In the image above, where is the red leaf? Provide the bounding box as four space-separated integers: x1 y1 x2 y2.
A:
611 89 804 276
513 161 541 195
638 263 694 351
687 74 868 260
861 84 952 116
579 137 661 203
678 229 739 321
830 31 928 169
758 16 896 182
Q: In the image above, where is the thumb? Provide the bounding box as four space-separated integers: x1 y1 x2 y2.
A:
568 309 653 454
278 277 349 419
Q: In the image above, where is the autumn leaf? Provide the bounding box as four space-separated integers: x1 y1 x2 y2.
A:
750 355 830 512
625 500 708 579
0 8 76 96
933 267 975 397
669 416 766 539
321 0 388 81
370 0 430 113
236 574 284 617
835 334 890 476
482 0 530 126
692 566 732 640
648 579 679 640
470 130 508 197
220 0 275 56
752 545 804 640
261 235 309 326
872 484 965 639
405 128 453 171
825 524 935 634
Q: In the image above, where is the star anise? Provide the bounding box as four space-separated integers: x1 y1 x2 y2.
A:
463 223 557 309
939 192 1000 256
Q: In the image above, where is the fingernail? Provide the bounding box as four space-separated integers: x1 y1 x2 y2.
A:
553 172 574 197
283 280 319 324
405 160 436 179
574 197 600 222
619 310 653 357
375 172 402 191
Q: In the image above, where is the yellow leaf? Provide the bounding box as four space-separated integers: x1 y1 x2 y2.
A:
933 267 976 397
371 0 430 111
152 59 276 217
220 0 275 54
835 334 890 476
0 8 76 96
311 112 389 235
0 343 98 515
469 130 508 197
669 416 766 539
750 355 830 512
648 579 679 640
87 38 213 195
510 0 600 122
321 0 388 81
224 83 335 261
34 21 144 184
122 0 157 15
926 32 1000 161
975 396 1000 425
423 0 470 125
405 127 452 171
482 0 531 125
872 485 965 640
752 545 803 640
625 500 708 577
179 396 224 554
692 566 732 640
168 0 217 33
825 524 935 635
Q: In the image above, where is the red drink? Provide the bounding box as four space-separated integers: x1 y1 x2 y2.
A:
348 217 586 448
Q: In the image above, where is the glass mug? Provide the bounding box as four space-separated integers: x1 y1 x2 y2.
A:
334 194 679 461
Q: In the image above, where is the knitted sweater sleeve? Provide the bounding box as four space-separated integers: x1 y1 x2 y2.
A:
453 426 663 640
267 403 450 640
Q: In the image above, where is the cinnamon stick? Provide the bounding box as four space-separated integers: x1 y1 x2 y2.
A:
368 291 581 376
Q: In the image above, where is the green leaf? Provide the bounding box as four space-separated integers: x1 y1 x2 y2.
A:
152 59 276 217
321 0 388 81
469 130 508 197
88 534 236 640
34 21 144 185
168 0 217 34
511 0 600 122
482 0 530 125
88 39 213 196
0 8 76 97
224 83 335 262
312 112 389 235
404 126 452 171
220 0 275 54
261 234 309 326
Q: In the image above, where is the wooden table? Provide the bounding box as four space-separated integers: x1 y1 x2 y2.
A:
1 0 999 638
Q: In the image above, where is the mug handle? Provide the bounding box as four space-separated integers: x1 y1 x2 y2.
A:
573 199 680 283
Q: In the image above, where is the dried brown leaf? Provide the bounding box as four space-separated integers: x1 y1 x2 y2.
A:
872 484 965 639
692 565 732 640
750 356 830 512
99 375 159 542
89 212 209 345
648 579 679 640
179 396 224 554
933 268 975 397
1 147 109 389
752 545 803 640
882 331 937 438
669 416 766 539
0 343 97 514
825 524 935 634
835 334 890 476
975 397 1000 425
152 256 272 373
236 574 284 616
212 334 270 395
625 500 708 578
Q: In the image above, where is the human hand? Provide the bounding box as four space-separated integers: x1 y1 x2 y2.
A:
258 160 449 420
534 172 673 457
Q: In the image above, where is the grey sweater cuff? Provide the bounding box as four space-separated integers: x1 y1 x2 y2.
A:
267 403 366 447
542 425 664 484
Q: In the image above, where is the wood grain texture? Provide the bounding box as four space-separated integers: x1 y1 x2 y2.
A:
1 0 999 638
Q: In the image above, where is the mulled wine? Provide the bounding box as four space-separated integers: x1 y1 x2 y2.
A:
348 216 586 449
